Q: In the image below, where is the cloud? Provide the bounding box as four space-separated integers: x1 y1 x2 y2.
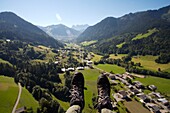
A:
56 13 62 21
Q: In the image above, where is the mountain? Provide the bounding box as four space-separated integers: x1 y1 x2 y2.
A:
39 24 80 41
77 5 170 42
77 5 170 60
0 12 63 48
72 24 89 32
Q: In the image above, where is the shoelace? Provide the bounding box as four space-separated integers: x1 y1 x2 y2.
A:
69 85 83 101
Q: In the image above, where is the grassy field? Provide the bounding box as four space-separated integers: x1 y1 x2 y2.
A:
78 69 101 113
0 76 18 113
116 42 126 48
80 40 97 46
132 55 170 72
31 45 57 63
135 76 170 98
96 64 125 74
91 52 102 62
0 58 13 66
124 100 150 113
109 54 127 59
132 28 158 41
17 88 39 112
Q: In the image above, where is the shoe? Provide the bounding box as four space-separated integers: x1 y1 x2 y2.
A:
70 72 85 111
96 74 113 111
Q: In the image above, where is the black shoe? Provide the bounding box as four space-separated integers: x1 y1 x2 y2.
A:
96 74 113 112
70 72 85 111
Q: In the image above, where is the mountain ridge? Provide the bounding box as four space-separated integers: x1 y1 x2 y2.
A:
0 12 63 48
77 5 170 42
39 24 80 41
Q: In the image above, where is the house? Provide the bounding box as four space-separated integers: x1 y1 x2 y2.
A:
118 90 128 99
133 81 144 89
15 106 26 113
157 98 169 105
146 103 161 113
113 93 123 102
110 80 118 85
148 85 157 91
66 67 75 71
76 67 84 70
109 74 116 80
115 74 123 78
152 92 164 98
61 68 66 72
137 93 151 103
86 61 93 66
130 87 140 95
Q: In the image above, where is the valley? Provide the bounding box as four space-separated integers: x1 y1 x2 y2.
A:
0 3 170 113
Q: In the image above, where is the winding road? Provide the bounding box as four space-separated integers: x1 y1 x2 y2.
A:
12 83 22 113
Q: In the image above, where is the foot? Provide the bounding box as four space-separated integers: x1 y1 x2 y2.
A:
70 72 85 111
96 74 113 111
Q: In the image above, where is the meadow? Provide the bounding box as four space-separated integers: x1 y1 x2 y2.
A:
91 52 102 62
96 64 126 74
124 100 150 113
17 87 39 112
132 55 170 72
109 54 127 59
80 40 97 46
0 58 12 66
0 76 18 113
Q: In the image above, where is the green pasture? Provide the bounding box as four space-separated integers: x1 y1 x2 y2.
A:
0 76 18 113
132 55 170 72
96 64 125 74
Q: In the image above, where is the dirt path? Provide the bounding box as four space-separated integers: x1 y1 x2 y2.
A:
12 83 22 113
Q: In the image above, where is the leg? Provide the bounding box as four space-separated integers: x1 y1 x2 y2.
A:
67 72 85 113
96 74 113 113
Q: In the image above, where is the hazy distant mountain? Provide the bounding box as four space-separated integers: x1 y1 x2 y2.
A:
77 5 170 42
0 12 63 48
72 24 89 32
39 24 80 41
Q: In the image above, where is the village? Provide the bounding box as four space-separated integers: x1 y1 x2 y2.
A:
53 45 170 113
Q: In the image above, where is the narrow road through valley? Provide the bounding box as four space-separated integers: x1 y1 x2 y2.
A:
12 83 22 113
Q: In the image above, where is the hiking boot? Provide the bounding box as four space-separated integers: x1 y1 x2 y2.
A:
70 72 85 111
96 74 113 112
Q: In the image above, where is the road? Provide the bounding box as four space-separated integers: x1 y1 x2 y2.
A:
12 83 22 113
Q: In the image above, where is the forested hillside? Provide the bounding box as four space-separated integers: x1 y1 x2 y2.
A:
0 12 63 48
78 5 170 63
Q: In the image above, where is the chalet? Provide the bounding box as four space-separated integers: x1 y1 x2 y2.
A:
137 93 151 103
76 67 84 70
113 93 123 102
133 81 144 89
130 87 140 95
109 74 116 80
61 68 66 72
115 74 123 78
66 68 75 71
118 90 128 99
148 85 157 91
146 103 161 113
152 92 164 98
110 80 118 85
86 61 93 66
15 106 26 113
157 98 169 105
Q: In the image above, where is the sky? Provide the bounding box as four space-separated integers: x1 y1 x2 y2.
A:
0 0 170 27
